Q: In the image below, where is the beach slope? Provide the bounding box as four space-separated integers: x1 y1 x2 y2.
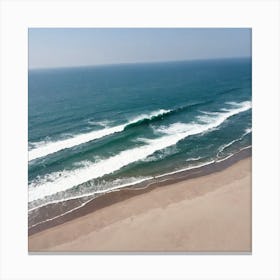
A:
29 157 251 252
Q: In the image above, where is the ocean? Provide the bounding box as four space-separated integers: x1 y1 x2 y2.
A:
28 58 252 229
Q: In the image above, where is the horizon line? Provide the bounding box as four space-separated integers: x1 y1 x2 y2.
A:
28 56 251 71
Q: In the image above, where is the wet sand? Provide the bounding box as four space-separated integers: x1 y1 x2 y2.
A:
28 148 251 235
29 156 251 252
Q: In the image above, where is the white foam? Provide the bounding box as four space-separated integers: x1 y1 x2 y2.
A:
226 101 240 107
28 176 152 212
245 127 252 134
154 160 216 178
158 101 251 137
157 122 196 135
28 109 170 161
29 101 251 202
217 139 239 156
87 119 111 127
29 197 96 229
217 126 252 156
186 156 203 162
141 145 178 162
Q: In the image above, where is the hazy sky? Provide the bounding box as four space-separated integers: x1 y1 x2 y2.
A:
29 28 251 69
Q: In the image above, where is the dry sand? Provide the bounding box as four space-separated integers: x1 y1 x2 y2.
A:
29 157 251 252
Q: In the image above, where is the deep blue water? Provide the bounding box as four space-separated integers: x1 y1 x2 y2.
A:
28 58 251 211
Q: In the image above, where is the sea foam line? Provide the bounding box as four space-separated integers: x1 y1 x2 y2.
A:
29 145 253 228
28 109 170 161
27 160 217 229
28 101 251 202
217 127 252 157
28 160 216 211
29 196 96 229
28 160 217 229
28 176 152 212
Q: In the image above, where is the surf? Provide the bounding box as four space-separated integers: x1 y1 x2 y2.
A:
28 100 251 202
28 100 218 162
28 109 170 161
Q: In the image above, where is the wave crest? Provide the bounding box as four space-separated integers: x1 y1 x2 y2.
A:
29 100 251 202
28 109 170 161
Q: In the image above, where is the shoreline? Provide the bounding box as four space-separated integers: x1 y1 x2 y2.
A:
29 150 251 252
29 155 251 252
28 147 251 236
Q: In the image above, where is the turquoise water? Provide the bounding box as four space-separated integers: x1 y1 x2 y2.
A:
28 58 251 210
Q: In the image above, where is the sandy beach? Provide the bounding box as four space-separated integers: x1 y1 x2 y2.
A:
28 156 251 252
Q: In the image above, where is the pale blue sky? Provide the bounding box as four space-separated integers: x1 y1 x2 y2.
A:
29 28 251 69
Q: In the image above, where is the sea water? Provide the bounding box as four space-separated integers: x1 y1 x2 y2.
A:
28 58 252 214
